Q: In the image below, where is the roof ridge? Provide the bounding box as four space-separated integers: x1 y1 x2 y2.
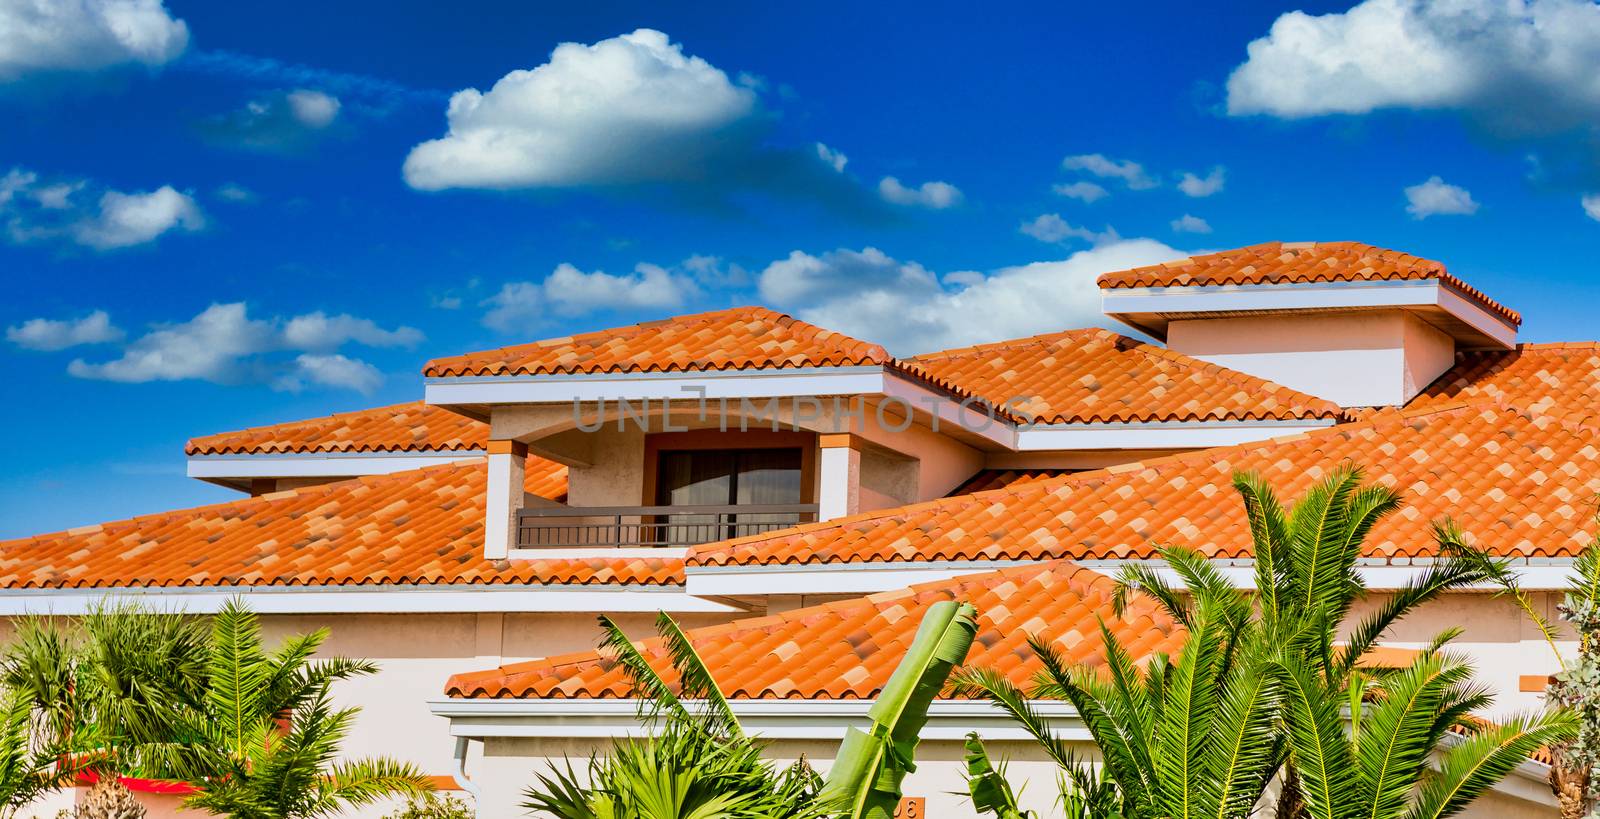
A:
907 327 1114 360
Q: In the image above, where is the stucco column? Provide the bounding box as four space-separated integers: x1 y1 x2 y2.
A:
817 433 862 522
484 439 527 560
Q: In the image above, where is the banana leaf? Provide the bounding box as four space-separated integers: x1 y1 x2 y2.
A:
819 600 980 819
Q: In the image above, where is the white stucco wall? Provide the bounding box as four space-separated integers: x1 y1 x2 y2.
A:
1166 310 1457 407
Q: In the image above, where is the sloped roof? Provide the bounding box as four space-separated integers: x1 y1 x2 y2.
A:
1095 241 1521 326
947 469 1075 496
1410 343 1600 431
444 560 1184 699
186 401 487 455
0 460 671 590
686 401 1600 568
423 306 893 378
906 328 1343 424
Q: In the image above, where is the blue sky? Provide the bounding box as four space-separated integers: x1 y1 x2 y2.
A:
3 0 1600 538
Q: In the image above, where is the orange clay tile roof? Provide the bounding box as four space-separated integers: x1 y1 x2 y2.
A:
1409 343 1600 431
947 469 1076 496
906 328 1344 424
0 460 667 589
1095 241 1521 326
444 560 1184 699
687 401 1600 568
424 306 893 378
186 401 487 455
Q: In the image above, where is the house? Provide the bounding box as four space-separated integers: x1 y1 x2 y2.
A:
1 241 1581 817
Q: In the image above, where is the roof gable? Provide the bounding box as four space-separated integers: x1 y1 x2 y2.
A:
906 327 1343 424
423 306 892 378
0 460 680 590
444 560 1184 699
186 401 486 455
1095 241 1520 326
686 401 1600 568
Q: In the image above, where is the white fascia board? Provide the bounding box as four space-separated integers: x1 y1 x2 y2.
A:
684 561 1032 597
1015 419 1336 451
878 371 1017 448
424 366 890 406
1075 559 1579 591
1101 278 1518 348
0 586 743 616
430 698 1088 742
508 547 689 560
186 451 484 480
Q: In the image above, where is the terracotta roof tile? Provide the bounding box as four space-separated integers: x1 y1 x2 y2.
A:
907 328 1344 424
444 560 1184 699
1095 241 1520 326
948 469 1076 496
186 401 487 455
1410 343 1600 431
0 460 664 589
687 401 1600 567
423 306 893 378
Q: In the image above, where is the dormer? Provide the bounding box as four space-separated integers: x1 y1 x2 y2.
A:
1098 242 1520 408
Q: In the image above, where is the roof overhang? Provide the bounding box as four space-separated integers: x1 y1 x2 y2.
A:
0 584 742 615
1014 418 1337 450
186 450 485 491
1101 278 1518 349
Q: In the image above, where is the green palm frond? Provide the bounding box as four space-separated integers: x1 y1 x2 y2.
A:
1112 561 1195 628
1027 635 1154 812
963 733 1036 819
1272 659 1358 819
1232 470 1292 623
1403 710 1577 819
1151 596 1231 819
654 612 741 737
1285 464 1363 617
1432 519 1563 660
1199 649 1282 819
951 667 1079 773
1353 652 1462 819
1335 560 1484 678
597 615 687 724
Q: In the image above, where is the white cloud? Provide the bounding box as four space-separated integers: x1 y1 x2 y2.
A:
403 29 758 190
63 302 417 392
757 240 1188 354
1226 0 1600 137
1170 214 1213 234
1404 175 1479 219
203 89 343 152
277 354 382 395
214 183 256 203
815 142 848 172
6 310 123 351
1177 167 1226 197
482 260 701 333
1018 213 1117 244
70 186 203 249
1584 194 1600 221
1052 180 1108 203
878 176 963 209
1062 154 1157 189
0 0 188 81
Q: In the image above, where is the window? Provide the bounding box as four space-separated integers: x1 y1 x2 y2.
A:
654 448 804 543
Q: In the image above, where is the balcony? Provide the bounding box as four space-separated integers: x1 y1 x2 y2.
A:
514 504 820 549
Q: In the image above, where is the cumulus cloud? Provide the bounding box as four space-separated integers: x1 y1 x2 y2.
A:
71 186 204 248
815 142 847 172
5 310 123 351
1404 176 1479 218
0 0 188 81
1018 213 1117 244
1226 0 1600 139
482 260 702 333
2 167 203 250
877 176 963 209
1062 153 1157 190
201 88 342 152
756 240 1187 354
62 302 419 393
1177 167 1226 197
1052 180 1108 203
400 29 879 216
1170 214 1213 233
404 29 757 190
1584 194 1600 221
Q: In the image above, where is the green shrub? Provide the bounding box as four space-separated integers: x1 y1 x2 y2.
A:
385 793 474 819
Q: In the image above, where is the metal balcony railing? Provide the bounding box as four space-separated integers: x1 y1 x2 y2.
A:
514 504 819 548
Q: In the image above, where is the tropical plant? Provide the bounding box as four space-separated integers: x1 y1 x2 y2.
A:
0 689 79 818
384 792 475 819
156 599 429 819
523 601 980 819
1 604 208 818
958 465 1571 819
1438 510 1600 819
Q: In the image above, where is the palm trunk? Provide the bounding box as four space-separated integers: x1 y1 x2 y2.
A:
1274 767 1305 819
76 776 145 819
1549 745 1588 819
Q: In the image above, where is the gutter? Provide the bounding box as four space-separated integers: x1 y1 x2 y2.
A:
452 736 483 819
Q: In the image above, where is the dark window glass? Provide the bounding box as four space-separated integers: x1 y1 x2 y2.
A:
654 448 802 544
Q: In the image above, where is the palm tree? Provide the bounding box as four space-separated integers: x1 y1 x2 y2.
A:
0 689 79 818
159 599 429 819
958 466 1571 819
1 603 208 819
